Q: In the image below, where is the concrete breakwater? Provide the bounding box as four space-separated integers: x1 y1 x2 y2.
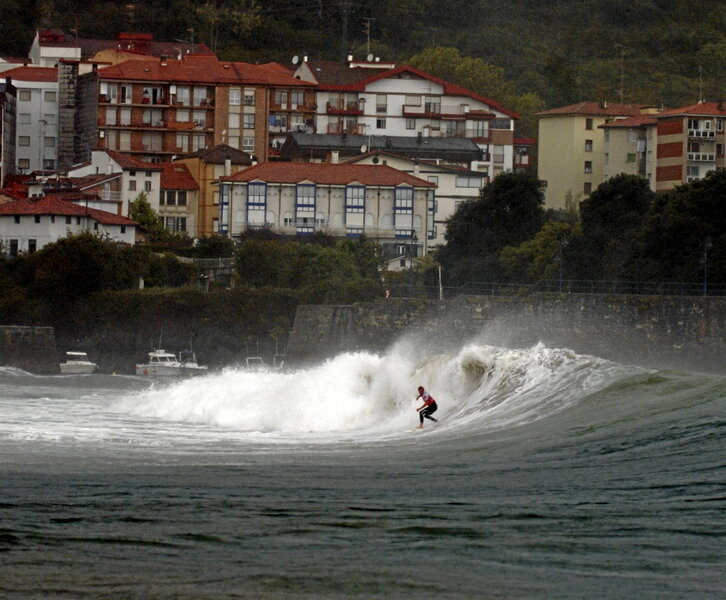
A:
0 326 58 373
287 295 726 374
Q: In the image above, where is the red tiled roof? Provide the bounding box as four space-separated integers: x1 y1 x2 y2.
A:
221 162 436 187
0 195 137 226
104 150 163 171
158 163 198 190
312 63 519 119
2 66 57 82
655 101 726 117
534 102 645 117
99 56 314 87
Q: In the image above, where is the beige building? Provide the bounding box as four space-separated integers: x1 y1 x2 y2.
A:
535 102 647 209
600 114 658 186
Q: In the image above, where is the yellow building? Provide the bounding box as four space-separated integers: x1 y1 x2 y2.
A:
535 102 645 209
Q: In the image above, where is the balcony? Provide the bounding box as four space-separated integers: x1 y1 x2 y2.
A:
688 129 715 139
326 100 363 116
326 123 365 135
688 152 715 162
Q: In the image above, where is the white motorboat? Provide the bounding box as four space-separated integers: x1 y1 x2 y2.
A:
60 351 98 374
135 349 208 377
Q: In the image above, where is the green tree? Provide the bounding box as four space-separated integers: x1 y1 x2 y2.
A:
579 174 655 280
437 171 546 285
129 192 166 242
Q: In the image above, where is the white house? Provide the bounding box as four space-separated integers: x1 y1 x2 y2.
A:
345 150 485 247
0 194 137 256
64 149 162 217
218 161 435 258
2 65 59 173
294 59 520 179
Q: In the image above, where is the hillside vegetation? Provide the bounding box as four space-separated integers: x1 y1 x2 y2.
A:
3 1 723 135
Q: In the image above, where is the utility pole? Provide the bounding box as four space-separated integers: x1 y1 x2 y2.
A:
361 18 375 57
340 0 351 60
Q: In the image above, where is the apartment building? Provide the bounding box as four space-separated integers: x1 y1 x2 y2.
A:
535 102 648 208
0 78 16 187
173 144 254 237
217 162 435 257
294 58 521 177
28 29 213 68
600 114 658 185
345 150 485 248
97 55 314 163
653 102 726 192
2 66 59 173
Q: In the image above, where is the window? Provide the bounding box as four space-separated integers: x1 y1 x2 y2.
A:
17 158 30 170
291 91 304 106
376 95 387 112
628 130 638 143
19 90 31 101
34 215 41 223
718 120 724 132
584 182 592 194
424 97 440 113
243 114 255 129
376 118 386 129
405 95 421 106
18 136 30 146
626 153 636 163
296 184 316 209
244 89 255 106
44 136 55 147
585 118 593 130
345 186 366 212
18 113 31 124
44 91 57 102
243 137 255 152
394 186 413 212
584 161 592 173
144 181 152 192
65 216 72 225
164 217 187 232
14 216 20 224
229 87 241 105
274 90 288 106
119 108 131 125
176 86 190 106
228 113 240 129
129 180 137 191
121 226 126 234
406 119 415 130
585 139 593 152
427 176 439 186
248 182 266 204
28 239 37 253
455 176 483 188
176 109 190 122
43 159 54 170
176 133 189 152
10 239 18 256
177 191 187 206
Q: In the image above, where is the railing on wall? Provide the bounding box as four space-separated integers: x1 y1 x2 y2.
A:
387 279 726 299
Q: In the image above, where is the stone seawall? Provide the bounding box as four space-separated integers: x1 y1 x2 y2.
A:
288 295 726 374
0 326 58 373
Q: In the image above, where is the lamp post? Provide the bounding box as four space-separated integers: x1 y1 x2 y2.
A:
703 236 712 296
409 229 418 297
558 236 569 293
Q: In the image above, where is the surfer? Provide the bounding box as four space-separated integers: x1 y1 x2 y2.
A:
415 386 438 429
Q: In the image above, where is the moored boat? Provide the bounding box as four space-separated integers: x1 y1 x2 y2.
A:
135 349 208 377
59 351 98 374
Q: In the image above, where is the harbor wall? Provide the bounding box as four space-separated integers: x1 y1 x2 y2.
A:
0 326 58 373
287 295 726 374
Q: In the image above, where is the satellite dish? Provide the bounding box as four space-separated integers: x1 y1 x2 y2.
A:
367 53 374 62
372 156 379 164
360 145 368 153
292 55 299 65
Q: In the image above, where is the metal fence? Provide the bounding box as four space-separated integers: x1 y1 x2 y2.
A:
387 279 726 299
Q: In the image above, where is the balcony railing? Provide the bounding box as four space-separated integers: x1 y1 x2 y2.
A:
688 152 715 162
326 100 363 115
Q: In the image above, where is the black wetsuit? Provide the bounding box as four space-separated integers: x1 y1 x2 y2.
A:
419 395 438 424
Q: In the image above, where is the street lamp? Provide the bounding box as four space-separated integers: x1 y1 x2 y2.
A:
558 236 569 293
703 236 712 296
409 229 418 297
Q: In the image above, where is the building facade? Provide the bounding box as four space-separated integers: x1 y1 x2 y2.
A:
294 59 521 178
653 102 726 192
535 102 649 208
600 114 658 185
0 78 16 187
218 162 435 257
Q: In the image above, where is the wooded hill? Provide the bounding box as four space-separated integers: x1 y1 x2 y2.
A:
2 0 724 137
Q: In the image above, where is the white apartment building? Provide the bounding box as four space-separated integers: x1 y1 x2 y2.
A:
3 66 59 173
294 59 520 178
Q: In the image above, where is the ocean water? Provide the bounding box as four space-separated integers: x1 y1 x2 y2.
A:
1 336 724 599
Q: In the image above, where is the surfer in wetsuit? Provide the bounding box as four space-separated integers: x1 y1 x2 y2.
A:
415 386 438 429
